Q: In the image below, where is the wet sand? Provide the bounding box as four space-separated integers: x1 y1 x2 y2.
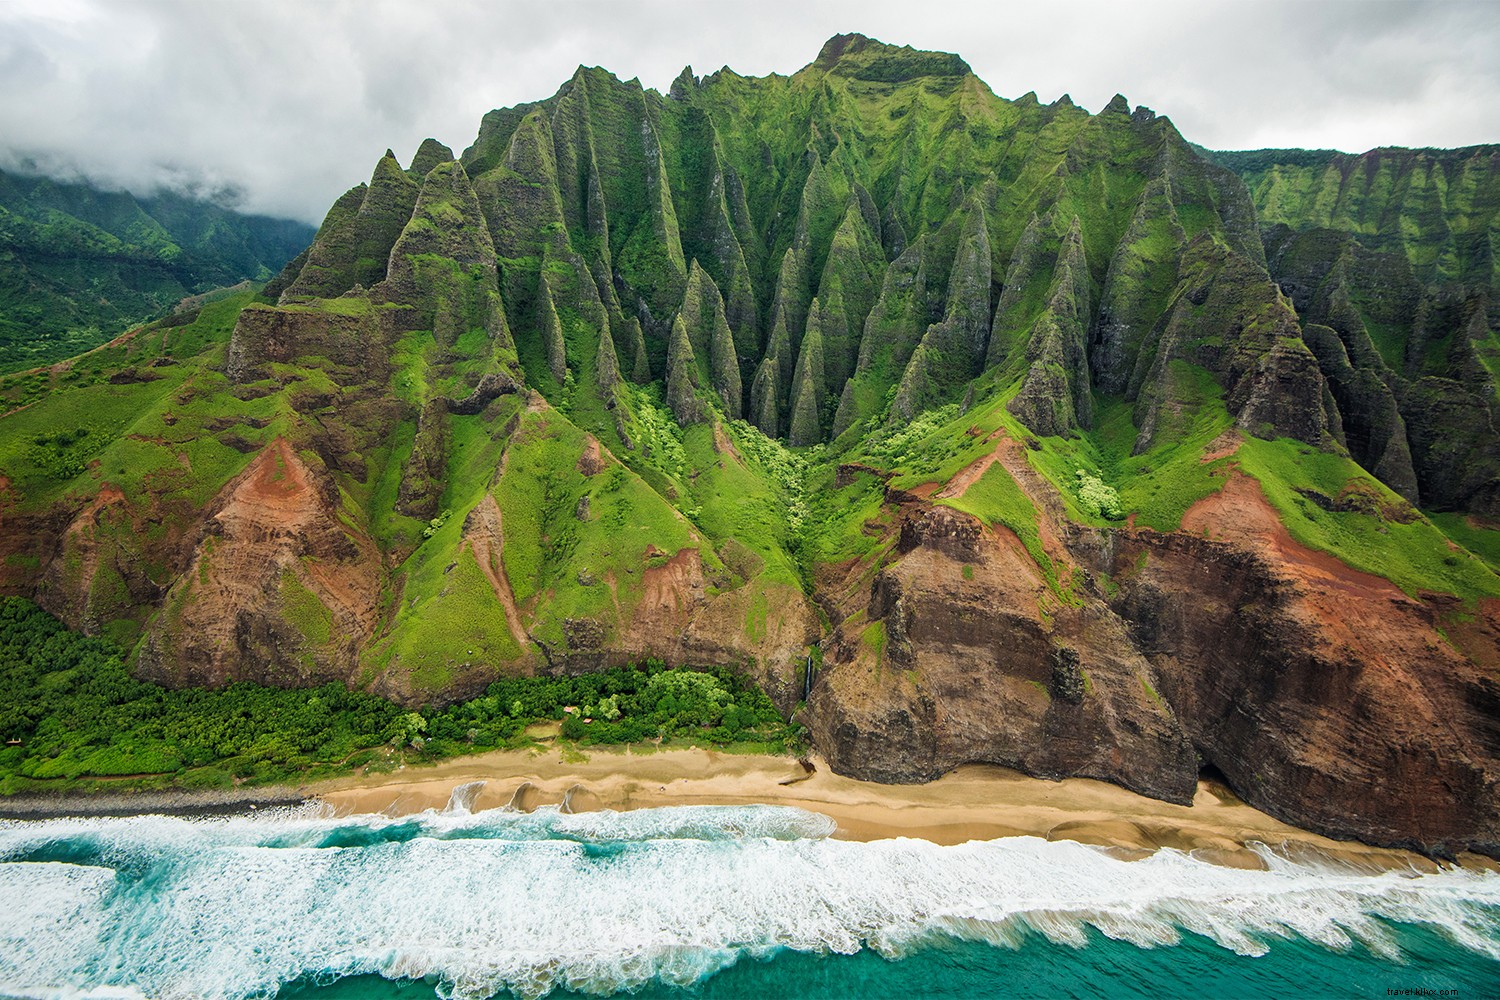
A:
307 744 1484 873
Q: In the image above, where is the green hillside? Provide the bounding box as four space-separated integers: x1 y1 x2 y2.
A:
1210 144 1500 511
4 34 1500 852
0 168 314 372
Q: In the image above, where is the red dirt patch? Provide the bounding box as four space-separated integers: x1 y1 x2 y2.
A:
638 547 707 627
992 436 1074 570
935 440 1006 500
577 435 605 477
712 423 744 464
235 438 316 514
149 437 383 686
1201 428 1243 463
462 494 531 653
1180 472 1408 604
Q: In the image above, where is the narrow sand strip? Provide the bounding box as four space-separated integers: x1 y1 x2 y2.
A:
308 745 1489 873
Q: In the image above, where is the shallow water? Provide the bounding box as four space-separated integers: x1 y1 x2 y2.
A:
1 803 1497 998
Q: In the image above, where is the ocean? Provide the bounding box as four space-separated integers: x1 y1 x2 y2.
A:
1 798 1497 999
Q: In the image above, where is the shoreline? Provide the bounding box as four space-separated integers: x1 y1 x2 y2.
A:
0 785 310 821
6 745 1491 874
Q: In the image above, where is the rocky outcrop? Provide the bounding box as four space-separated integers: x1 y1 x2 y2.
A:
397 399 449 519
805 496 1197 801
665 314 706 425
408 138 455 179
136 440 382 690
800 431 1500 857
539 279 568 383
381 159 513 355
891 198 993 422
677 262 742 417
581 545 817 716
448 372 522 415
281 150 420 300
1109 474 1500 856
787 303 827 446
225 302 384 384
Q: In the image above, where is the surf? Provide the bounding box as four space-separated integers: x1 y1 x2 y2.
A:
1 804 1497 999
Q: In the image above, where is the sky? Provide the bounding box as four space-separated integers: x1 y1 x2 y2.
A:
1 0 1497 224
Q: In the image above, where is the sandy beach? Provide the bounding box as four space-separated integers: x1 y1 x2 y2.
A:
302 743 1488 873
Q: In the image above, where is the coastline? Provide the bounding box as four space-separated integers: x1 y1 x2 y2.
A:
6 743 1482 873
0 785 309 821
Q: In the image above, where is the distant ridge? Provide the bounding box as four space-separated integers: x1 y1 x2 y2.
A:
0 167 314 372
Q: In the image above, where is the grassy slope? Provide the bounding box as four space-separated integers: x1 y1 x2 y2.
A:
5 41 1500 712
0 169 314 373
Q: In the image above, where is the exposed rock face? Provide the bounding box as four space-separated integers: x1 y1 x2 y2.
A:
226 303 385 384
397 399 449 519
801 437 1500 857
1111 475 1500 856
36 486 171 637
1230 338 1330 443
449 372 522 415
677 262 743 418
136 439 382 689
665 314 707 424
805 498 1197 800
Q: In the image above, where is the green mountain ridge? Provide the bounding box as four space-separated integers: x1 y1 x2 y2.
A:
1207 143 1500 510
4 33 1500 856
0 167 315 373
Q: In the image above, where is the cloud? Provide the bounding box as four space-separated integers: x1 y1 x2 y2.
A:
0 0 1495 224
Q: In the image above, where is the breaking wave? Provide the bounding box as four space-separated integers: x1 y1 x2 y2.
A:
1 803 1497 998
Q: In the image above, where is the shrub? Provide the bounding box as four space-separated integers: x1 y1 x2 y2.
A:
1076 469 1123 520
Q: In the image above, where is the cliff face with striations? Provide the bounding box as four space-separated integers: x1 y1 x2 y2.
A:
4 34 1500 857
1214 145 1500 513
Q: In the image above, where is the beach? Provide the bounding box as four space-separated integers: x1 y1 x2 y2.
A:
7 743 1500 998
3 741 1488 873
303 743 1483 873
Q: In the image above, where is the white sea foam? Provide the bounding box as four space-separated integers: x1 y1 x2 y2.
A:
0 806 1497 999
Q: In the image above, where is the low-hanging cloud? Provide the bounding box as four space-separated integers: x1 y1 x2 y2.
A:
1 0 1496 224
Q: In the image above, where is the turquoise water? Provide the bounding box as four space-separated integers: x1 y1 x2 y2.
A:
1 801 1497 998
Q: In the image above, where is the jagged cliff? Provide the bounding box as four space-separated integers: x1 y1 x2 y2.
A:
1214 145 1500 513
4 34 1500 857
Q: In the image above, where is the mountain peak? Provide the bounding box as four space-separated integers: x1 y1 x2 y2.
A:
812 32 970 82
814 32 871 67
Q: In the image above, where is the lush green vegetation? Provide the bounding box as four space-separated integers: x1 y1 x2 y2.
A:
4 32 1500 732
0 167 313 373
1218 145 1500 288
0 598 802 796
1236 437 1500 599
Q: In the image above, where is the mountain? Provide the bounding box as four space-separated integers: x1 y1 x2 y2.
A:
3 33 1500 857
1211 145 1500 511
0 168 315 372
